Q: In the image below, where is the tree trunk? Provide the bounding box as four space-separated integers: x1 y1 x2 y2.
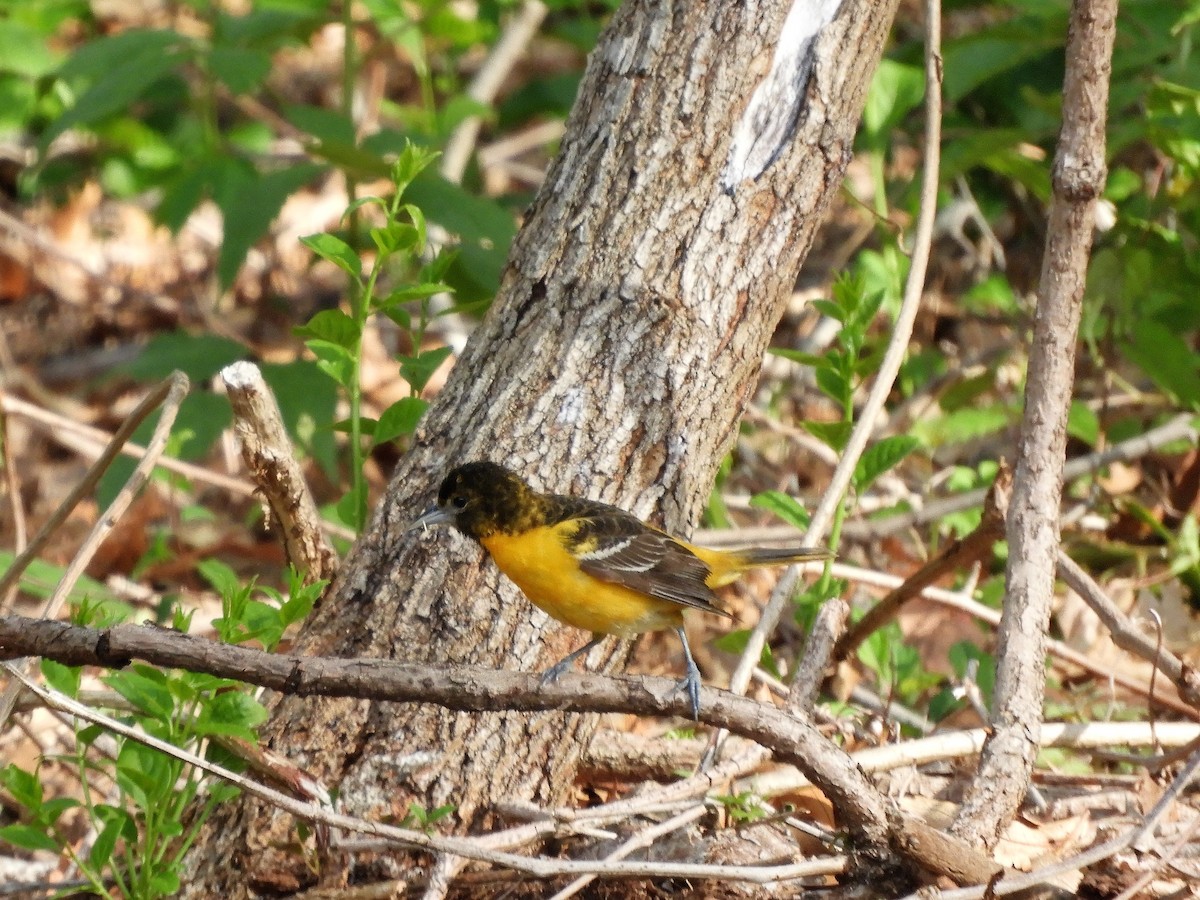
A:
183 0 899 893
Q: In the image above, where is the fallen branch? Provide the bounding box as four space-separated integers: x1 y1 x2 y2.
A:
0 612 1000 887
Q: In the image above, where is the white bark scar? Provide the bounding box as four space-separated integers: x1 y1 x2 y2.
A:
722 0 844 189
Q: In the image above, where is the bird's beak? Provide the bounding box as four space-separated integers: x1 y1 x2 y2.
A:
409 504 455 533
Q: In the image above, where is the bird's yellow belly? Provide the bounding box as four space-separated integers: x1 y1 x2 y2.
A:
481 528 682 637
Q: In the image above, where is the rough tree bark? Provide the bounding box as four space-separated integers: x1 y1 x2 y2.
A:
184 0 900 893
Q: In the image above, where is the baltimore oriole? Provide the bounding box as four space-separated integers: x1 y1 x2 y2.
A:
411 461 831 718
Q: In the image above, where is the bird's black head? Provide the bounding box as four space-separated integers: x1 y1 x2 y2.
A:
412 461 538 540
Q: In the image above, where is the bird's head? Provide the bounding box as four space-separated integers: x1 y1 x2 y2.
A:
409 461 535 540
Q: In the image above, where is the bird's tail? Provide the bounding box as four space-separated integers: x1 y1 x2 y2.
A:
696 544 833 587
733 546 834 569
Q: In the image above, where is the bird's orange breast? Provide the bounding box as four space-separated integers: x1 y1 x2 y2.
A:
480 527 683 637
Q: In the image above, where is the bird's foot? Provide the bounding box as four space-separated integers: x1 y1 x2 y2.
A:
540 659 572 685
674 665 702 720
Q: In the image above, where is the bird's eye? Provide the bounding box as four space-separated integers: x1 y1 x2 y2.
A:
451 494 468 509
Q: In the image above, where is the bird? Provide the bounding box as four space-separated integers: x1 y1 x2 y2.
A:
410 461 832 718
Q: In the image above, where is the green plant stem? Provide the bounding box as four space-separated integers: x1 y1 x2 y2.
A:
342 0 360 245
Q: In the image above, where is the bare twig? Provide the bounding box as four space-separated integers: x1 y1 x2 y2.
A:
0 392 256 499
1057 550 1200 707
899 742 1200 900
0 404 27 613
0 661 894 887
0 375 184 602
788 597 848 714
951 0 1118 849
440 0 548 183
0 612 1002 885
222 362 339 583
0 372 190 728
726 0 943 702
548 805 709 900
827 559 1200 719
835 466 1010 662
738 720 1200 799
838 412 1199 542
0 392 357 542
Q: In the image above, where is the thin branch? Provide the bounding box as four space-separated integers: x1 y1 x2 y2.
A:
737 720 1200 799
726 0 943 699
1057 550 1200 707
0 392 357 541
0 612 1002 886
0 375 183 600
547 805 709 900
222 362 339 583
899 744 1200 900
835 465 1009 662
952 0 1118 848
788 597 848 714
0 661 883 887
838 412 1199 542
0 404 26 613
0 372 190 728
440 0 548 183
826 559 1200 719
0 392 256 499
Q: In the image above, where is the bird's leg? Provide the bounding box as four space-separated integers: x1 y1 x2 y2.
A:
541 634 606 684
674 626 702 720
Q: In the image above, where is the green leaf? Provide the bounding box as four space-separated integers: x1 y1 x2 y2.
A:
749 491 811 530
261 360 340 482
37 798 80 831
115 742 174 808
911 405 1014 448
196 558 240 598
106 666 174 720
1067 401 1100 447
0 21 58 77
942 20 1065 102
295 308 359 349
217 162 325 289
0 552 120 606
337 481 368 533
305 339 356 389
89 806 134 869
815 364 852 410
149 870 182 895
0 824 59 853
299 233 362 280
1122 320 1200 409
41 659 81 698
713 630 781 679
377 283 454 310
122 332 245 382
766 347 824 368
803 420 852 452
306 138 391 179
810 299 844 322
195 691 268 740
399 346 453 393
863 59 924 145
853 436 919 492
373 397 429 445
207 46 271 94
43 30 186 150
285 103 355 144
215 7 322 48
390 142 441 196
1 764 42 809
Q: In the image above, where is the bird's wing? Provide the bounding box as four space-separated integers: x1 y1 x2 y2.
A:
563 511 730 617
